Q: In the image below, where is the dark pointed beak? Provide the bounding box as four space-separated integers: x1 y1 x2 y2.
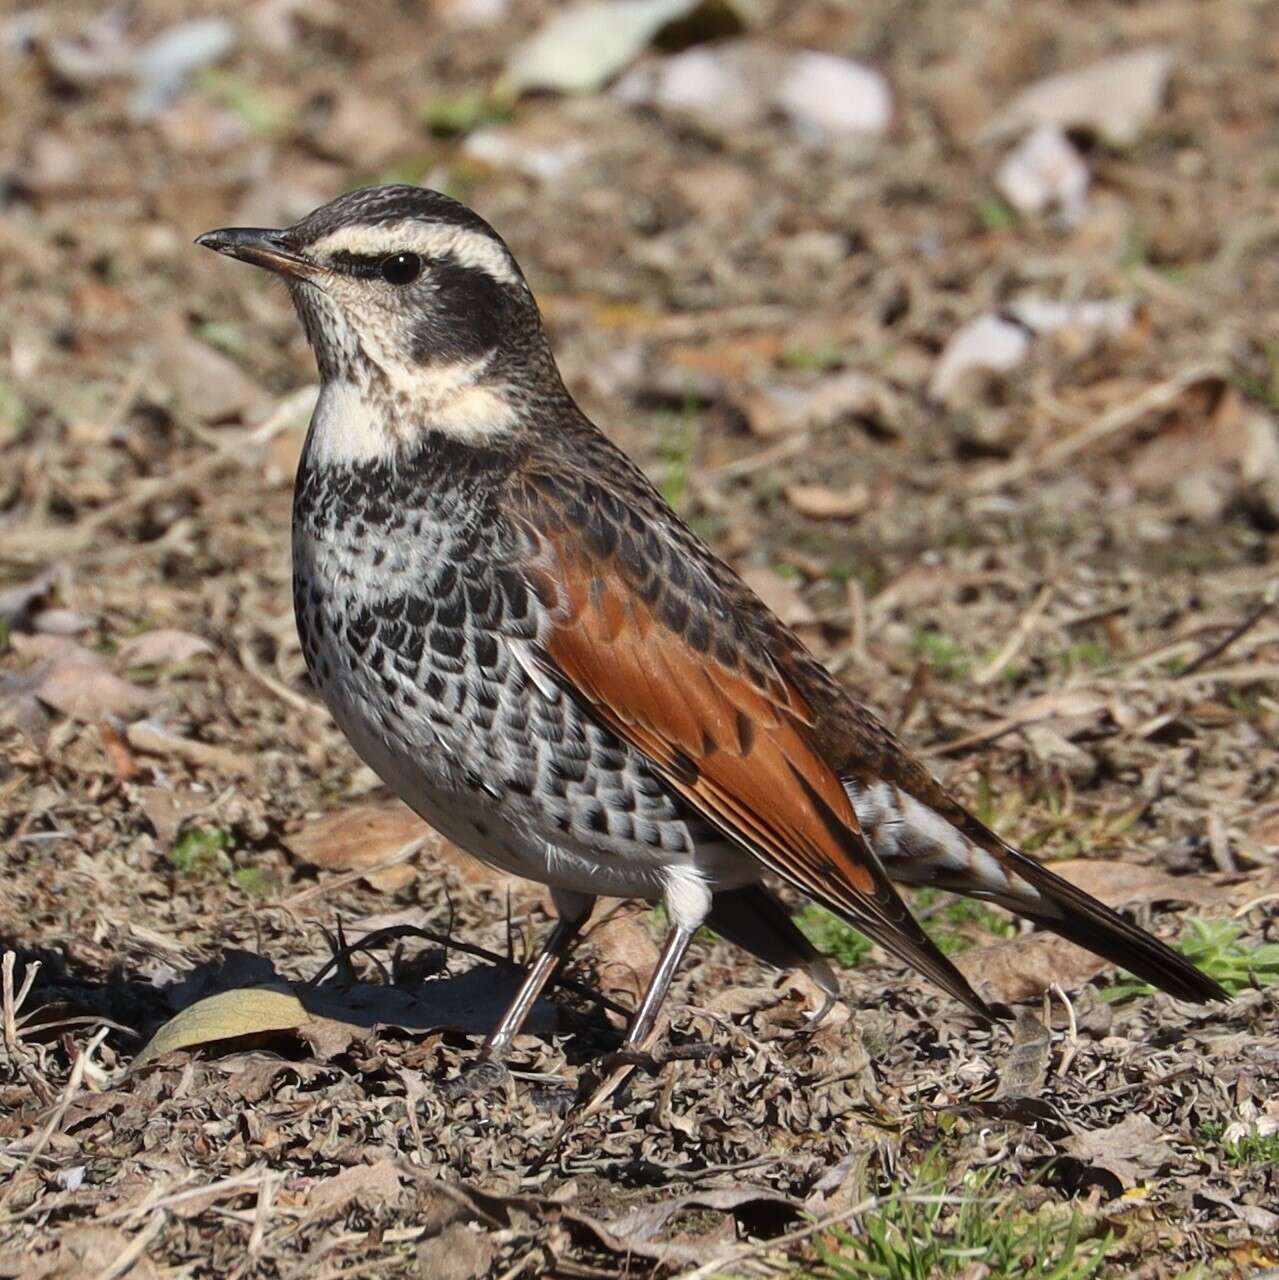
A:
195 227 321 280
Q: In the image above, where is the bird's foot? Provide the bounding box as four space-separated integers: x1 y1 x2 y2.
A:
596 1039 725 1078
570 1038 726 1105
441 1058 510 1101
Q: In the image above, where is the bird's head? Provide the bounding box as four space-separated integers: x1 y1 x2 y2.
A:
197 185 559 457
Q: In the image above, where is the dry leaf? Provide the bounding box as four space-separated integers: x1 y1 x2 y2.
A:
283 802 434 874
738 566 814 625
116 628 214 668
784 482 870 520
125 721 252 776
954 932 1109 1002
1130 381 1279 522
23 1228 161 1280
1051 860 1237 908
1248 812 1279 852
582 905 660 1016
992 1009 1051 1099
361 863 417 893
306 1160 406 1212
10 633 107 668
985 47 1174 146
737 370 894 438
1061 1113 1170 1191
134 966 560 1070
132 984 311 1069
36 664 155 723
414 1222 496 1280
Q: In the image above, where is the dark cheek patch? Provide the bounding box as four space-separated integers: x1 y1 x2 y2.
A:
408 263 505 364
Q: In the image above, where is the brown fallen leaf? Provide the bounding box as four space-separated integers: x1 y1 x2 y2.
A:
667 334 786 382
361 863 418 893
1247 811 1279 852
1130 380 1279 522
126 721 252 775
22 1227 161 1280
992 1009 1051 1099
1051 860 1237 909
283 801 435 876
132 985 313 1069
983 47 1174 147
581 904 660 1019
1061 1113 1170 1192
99 722 144 782
264 425 307 485
784 482 870 520
157 331 270 424
736 370 897 439
133 967 559 1070
36 663 156 723
738 566 815 626
955 932 1109 1002
414 1221 496 1280
9 633 107 669
306 1160 407 1213
116 628 215 668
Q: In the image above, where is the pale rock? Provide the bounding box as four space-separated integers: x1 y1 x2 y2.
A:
463 113 591 182
985 47 1174 147
129 18 237 120
774 50 892 141
995 124 1089 222
617 41 892 144
503 0 702 95
928 314 1032 406
1008 297 1136 339
615 43 762 130
157 332 269 424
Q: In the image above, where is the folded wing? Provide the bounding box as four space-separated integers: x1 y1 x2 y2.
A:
508 469 993 1020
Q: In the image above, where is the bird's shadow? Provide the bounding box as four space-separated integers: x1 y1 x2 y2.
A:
0 927 622 1074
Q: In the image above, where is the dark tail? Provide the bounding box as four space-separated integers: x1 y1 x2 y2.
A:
978 841 1229 1003
706 884 841 1002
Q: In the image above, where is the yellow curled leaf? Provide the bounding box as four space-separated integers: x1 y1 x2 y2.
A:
132 983 308 1070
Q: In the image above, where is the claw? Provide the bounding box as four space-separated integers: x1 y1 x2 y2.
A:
441 1058 510 1100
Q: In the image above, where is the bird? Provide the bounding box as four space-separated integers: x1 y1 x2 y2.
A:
196 184 1226 1064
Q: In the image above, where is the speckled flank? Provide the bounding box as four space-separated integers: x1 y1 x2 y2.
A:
292 436 743 902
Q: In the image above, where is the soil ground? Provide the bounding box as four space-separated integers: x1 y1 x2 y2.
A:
2 1 1278 1277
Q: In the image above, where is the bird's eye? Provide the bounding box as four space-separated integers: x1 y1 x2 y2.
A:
381 252 422 285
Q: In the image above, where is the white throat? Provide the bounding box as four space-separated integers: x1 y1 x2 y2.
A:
305 355 520 467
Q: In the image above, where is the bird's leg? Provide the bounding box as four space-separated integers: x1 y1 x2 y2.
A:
445 892 594 1101
566 923 699 1110
605 870 711 1064
616 922 696 1055
482 918 585 1061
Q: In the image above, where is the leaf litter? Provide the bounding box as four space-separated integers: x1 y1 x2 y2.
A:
2 0 1279 1275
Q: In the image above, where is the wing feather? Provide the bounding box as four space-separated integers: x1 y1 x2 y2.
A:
512 481 992 1020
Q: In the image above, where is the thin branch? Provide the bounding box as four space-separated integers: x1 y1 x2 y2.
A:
974 584 1053 685
1178 587 1277 678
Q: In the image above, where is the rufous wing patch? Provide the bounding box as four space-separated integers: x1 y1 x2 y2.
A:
510 490 990 1019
